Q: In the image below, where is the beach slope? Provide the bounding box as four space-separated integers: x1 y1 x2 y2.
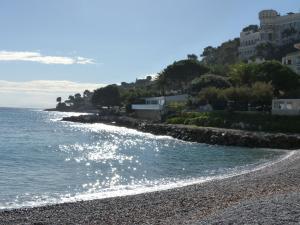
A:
1 151 299 225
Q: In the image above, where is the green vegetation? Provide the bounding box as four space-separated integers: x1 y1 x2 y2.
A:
167 111 300 133
195 81 273 111
190 74 231 94
256 39 300 61
156 59 209 93
242 25 259 32
201 38 240 66
228 61 300 97
56 89 93 111
198 87 227 110
92 85 121 108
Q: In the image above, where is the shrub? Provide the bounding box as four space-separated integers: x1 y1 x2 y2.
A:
198 87 227 110
190 74 231 93
250 82 273 105
166 117 186 124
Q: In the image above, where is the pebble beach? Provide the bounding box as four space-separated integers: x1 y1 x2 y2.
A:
1 150 299 225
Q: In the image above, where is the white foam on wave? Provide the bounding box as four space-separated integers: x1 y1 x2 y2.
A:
46 111 92 122
66 121 182 142
0 150 295 210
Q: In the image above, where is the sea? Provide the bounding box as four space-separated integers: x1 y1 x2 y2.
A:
0 108 289 210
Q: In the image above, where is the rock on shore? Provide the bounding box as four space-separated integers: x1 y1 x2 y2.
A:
62 114 300 149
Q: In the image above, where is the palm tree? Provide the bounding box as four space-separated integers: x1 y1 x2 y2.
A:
156 72 167 95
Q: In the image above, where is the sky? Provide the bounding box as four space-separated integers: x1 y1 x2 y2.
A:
0 0 299 108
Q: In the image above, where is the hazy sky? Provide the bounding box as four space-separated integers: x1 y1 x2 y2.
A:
0 0 299 108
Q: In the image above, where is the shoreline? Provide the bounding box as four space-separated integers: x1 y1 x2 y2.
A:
1 150 299 224
0 149 292 211
62 114 300 149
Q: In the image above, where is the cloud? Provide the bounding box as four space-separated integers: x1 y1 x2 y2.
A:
0 51 95 65
0 80 105 94
0 80 106 108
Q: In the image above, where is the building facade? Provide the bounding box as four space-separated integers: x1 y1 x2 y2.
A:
282 43 300 74
131 94 188 121
239 10 300 60
272 99 300 115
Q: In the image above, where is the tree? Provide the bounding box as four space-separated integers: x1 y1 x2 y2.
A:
255 61 300 96
208 64 230 76
201 46 217 64
255 42 279 60
92 85 121 107
157 60 209 92
190 74 231 94
250 82 273 106
201 38 240 65
68 95 75 102
74 93 81 99
223 86 252 111
187 54 198 61
224 86 251 102
73 93 83 106
242 25 259 32
83 90 92 99
228 63 257 86
64 95 75 107
228 61 300 96
56 102 67 110
155 72 168 95
56 97 62 103
256 39 300 61
198 87 227 110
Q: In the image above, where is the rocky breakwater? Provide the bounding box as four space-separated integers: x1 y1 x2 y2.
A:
62 115 300 150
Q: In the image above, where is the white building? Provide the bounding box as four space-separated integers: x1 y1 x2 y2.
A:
272 99 300 115
239 10 300 60
132 94 188 120
282 43 300 74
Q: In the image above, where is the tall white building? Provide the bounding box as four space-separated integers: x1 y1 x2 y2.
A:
239 9 300 60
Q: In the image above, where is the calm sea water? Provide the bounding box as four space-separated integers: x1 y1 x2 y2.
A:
0 108 287 209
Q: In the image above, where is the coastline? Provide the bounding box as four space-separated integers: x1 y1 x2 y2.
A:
62 114 300 149
1 150 299 224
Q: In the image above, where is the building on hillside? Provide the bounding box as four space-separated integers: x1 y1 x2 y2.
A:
135 76 152 86
282 43 300 74
239 9 300 60
272 99 300 115
131 94 188 121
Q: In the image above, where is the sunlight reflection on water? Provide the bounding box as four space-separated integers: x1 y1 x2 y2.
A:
0 109 288 209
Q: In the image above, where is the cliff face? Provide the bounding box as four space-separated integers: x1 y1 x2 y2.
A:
62 115 300 150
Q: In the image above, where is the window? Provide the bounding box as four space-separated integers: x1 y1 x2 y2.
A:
286 103 293 110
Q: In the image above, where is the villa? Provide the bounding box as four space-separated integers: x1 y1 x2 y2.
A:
239 9 300 60
131 94 188 120
272 99 300 115
282 43 300 74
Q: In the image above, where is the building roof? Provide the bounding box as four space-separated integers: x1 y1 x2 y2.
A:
143 94 188 101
